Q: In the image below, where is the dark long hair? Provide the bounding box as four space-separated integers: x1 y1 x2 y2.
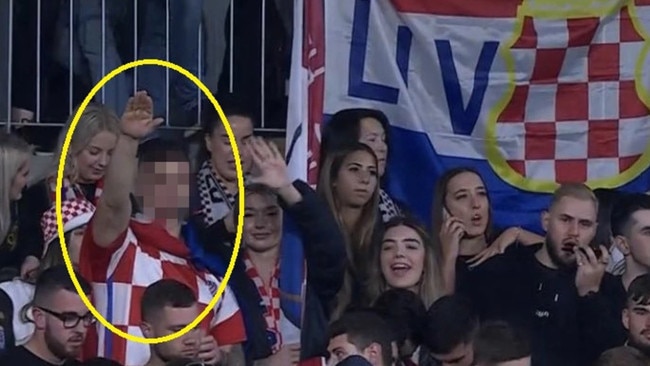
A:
319 108 391 178
430 167 494 257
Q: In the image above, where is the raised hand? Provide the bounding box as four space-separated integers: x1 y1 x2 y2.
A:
248 137 291 191
120 91 164 140
467 226 520 268
575 245 609 296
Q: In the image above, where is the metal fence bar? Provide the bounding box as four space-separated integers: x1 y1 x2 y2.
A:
68 0 74 115
197 21 202 126
36 0 42 122
133 0 138 95
165 0 170 127
101 0 106 104
2 0 287 134
229 1 234 93
261 0 266 129
6 0 13 131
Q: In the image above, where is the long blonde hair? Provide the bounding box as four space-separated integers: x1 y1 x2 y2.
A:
317 143 380 319
51 102 120 183
0 132 32 243
367 216 445 308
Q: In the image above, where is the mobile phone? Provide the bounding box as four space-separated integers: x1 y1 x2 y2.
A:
578 245 603 260
442 207 451 221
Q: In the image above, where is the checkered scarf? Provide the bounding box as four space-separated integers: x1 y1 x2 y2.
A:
379 189 400 223
243 252 283 353
196 161 237 226
48 177 104 205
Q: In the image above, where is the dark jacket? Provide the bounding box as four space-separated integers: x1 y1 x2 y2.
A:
0 183 49 274
189 180 347 364
471 243 626 366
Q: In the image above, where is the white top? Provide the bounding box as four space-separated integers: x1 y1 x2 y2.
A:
0 279 35 346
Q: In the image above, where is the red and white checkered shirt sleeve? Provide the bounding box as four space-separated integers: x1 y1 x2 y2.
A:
209 283 246 346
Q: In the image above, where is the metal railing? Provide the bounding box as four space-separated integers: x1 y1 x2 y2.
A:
0 0 288 137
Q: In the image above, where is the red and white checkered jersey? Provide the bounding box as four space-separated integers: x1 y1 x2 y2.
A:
79 216 246 366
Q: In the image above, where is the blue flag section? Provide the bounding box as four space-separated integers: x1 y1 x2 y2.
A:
287 0 650 234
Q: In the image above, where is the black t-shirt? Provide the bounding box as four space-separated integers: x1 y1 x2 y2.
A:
0 346 82 365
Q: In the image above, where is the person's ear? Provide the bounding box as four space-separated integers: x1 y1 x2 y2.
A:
615 235 631 256
363 342 384 365
541 211 550 232
32 307 46 330
623 308 631 331
140 322 153 338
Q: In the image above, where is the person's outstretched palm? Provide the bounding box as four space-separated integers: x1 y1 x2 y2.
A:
120 91 164 139
249 137 291 190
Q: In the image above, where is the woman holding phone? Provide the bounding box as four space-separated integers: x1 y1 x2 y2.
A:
430 167 544 302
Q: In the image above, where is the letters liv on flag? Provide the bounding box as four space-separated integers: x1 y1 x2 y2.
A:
286 0 650 232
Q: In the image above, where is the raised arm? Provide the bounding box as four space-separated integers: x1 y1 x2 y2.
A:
92 91 163 247
249 137 346 302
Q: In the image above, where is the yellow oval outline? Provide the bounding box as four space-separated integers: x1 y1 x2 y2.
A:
485 0 650 193
55 58 244 345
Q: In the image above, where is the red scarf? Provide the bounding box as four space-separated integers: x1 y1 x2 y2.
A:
243 251 283 353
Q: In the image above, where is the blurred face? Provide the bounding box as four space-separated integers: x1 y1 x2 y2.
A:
143 304 202 362
359 118 388 177
334 150 378 208
431 342 475 366
137 161 191 219
623 301 650 355
33 289 93 361
243 192 282 253
75 131 117 183
445 172 489 238
205 115 254 183
621 210 650 268
380 225 426 292
542 196 598 268
10 159 30 200
67 226 87 265
327 334 385 366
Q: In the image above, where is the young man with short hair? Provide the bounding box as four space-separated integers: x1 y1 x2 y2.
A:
327 311 396 366
474 320 530 366
79 91 246 366
140 279 211 366
594 346 649 366
622 273 650 358
422 295 477 366
0 265 94 365
478 183 626 365
611 193 650 290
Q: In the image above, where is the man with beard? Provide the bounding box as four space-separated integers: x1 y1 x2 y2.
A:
480 183 626 366
0 265 94 365
622 273 650 358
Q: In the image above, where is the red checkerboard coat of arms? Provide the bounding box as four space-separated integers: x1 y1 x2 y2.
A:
487 0 650 192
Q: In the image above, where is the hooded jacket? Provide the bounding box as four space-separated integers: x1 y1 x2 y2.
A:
187 180 347 364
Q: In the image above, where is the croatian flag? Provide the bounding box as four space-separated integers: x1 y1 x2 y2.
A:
286 0 650 232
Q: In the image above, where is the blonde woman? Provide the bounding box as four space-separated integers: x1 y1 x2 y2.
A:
20 102 138 275
0 132 38 278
